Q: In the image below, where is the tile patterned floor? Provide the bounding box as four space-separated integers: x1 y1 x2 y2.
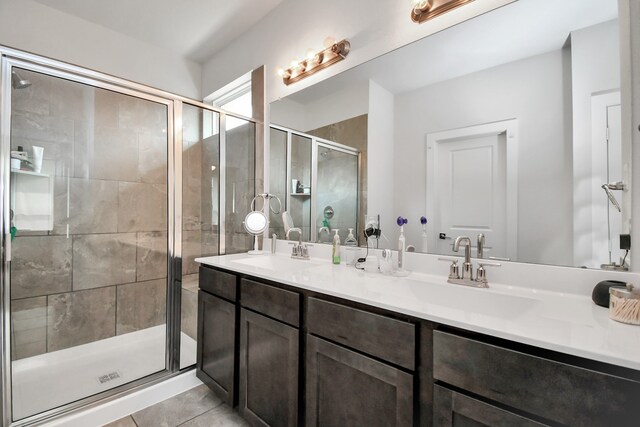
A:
103 385 248 427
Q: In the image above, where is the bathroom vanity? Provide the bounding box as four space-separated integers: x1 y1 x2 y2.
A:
196 251 640 427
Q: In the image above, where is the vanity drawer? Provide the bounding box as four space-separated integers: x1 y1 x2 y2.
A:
307 298 415 370
199 266 237 301
241 278 300 327
433 330 640 426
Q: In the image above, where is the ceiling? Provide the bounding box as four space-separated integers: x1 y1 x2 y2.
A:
284 0 618 104
33 0 284 63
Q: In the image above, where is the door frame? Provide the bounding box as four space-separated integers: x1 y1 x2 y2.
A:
425 119 518 260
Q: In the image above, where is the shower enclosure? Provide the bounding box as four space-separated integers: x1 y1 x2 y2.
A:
0 47 258 426
269 125 359 244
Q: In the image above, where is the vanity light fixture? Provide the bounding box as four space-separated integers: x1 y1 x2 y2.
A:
277 39 351 85
411 0 475 24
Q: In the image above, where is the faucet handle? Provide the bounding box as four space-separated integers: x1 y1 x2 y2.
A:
476 262 501 286
438 258 460 279
478 261 501 267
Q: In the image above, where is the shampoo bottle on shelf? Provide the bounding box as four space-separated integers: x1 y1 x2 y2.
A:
332 229 341 264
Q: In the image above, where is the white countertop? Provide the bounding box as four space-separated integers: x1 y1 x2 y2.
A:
196 250 640 371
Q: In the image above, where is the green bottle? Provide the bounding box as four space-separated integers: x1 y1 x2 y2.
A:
332 229 341 264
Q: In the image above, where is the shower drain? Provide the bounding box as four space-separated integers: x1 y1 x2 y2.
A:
97 371 122 384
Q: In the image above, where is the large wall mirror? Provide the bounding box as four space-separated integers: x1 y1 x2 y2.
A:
269 0 631 270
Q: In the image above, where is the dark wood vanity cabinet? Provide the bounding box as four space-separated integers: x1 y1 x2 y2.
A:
196 290 236 404
238 279 300 427
433 385 547 427
433 330 640 427
306 334 413 426
305 298 416 426
197 265 640 427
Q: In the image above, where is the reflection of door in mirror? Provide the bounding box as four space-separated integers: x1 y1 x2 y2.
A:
586 91 625 269
427 120 517 261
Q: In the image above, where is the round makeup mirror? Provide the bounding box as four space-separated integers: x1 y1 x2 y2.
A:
244 210 268 255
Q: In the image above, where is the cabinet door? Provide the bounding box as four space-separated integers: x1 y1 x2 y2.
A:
306 335 413 427
433 385 547 427
239 308 298 427
197 291 236 405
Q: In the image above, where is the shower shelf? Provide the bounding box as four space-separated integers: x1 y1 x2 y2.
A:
11 168 49 177
10 168 54 231
291 193 311 197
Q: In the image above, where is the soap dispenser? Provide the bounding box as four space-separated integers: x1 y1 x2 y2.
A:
345 228 357 246
332 229 341 264
397 217 408 271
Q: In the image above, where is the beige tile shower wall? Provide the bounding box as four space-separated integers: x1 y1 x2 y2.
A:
307 114 368 244
9 69 168 359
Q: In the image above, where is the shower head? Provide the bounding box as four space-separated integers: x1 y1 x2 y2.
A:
11 70 31 89
602 184 621 212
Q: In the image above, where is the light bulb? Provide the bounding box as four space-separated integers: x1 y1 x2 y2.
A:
306 49 316 61
412 0 431 12
277 68 285 76
323 37 336 48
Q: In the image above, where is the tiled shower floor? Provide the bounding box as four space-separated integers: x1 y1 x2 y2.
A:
12 325 196 421
103 384 248 427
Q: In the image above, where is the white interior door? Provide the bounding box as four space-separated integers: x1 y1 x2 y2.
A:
426 120 517 259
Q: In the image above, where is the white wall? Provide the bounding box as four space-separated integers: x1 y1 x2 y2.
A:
570 20 621 267
0 0 202 98
368 80 395 243
202 0 513 103
270 81 369 132
393 50 572 265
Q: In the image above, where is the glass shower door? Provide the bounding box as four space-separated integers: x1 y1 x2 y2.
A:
180 103 220 369
7 68 170 420
315 144 359 244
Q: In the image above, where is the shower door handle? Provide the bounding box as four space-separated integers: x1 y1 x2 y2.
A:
4 232 10 262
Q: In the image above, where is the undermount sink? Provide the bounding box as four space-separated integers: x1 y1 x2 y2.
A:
231 255 323 272
405 278 540 319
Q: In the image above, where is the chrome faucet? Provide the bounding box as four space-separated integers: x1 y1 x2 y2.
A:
286 228 308 260
477 233 485 259
453 236 473 280
439 235 500 288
